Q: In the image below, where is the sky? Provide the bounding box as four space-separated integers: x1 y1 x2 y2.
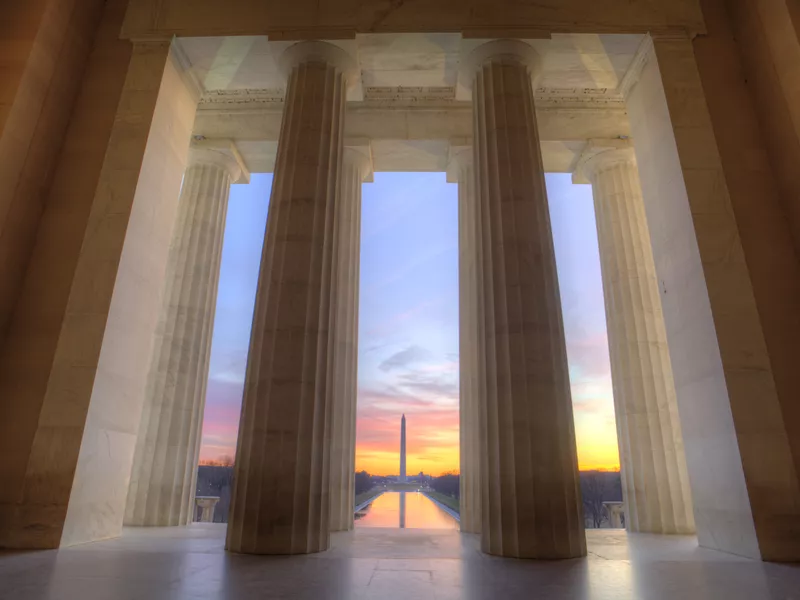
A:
198 172 619 475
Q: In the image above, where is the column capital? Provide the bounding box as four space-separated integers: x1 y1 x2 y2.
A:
461 39 543 85
573 144 636 184
343 145 373 182
617 35 654 99
189 139 250 184
446 143 473 183
279 41 358 84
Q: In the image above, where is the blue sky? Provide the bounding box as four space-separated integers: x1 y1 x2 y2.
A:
198 171 618 473
356 173 461 475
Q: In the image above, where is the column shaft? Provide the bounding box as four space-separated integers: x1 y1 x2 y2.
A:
456 153 481 534
470 41 585 559
226 44 348 554
126 150 235 526
329 149 365 532
582 150 694 534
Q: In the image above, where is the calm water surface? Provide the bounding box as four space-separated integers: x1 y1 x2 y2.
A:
355 491 458 529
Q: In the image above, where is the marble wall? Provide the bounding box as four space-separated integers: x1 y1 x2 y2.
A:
627 37 758 558
194 105 631 149
3 0 800 561
60 42 198 547
0 0 131 550
0 0 105 341
628 35 800 560
119 0 705 38
723 0 800 257
0 28 198 548
694 0 800 561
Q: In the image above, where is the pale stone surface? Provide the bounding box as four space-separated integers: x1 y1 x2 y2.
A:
627 36 759 559
6 0 800 567
0 0 105 340
450 145 481 535
125 143 243 527
186 31 639 175
694 0 800 561
0 39 198 549
469 40 585 559
184 32 640 175
627 35 800 560
725 0 800 255
604 501 625 528
59 41 199 547
0 0 133 550
121 0 705 39
329 147 367 532
195 496 220 522
578 146 694 535
178 32 644 95
193 103 631 174
226 42 350 555
7 526 800 600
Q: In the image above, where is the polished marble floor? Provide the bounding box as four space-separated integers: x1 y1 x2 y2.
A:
1 524 799 600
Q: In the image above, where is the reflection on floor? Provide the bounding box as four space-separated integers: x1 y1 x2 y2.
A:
355 491 459 530
2 525 799 599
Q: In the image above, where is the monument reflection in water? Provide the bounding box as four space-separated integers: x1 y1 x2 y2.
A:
355 492 458 529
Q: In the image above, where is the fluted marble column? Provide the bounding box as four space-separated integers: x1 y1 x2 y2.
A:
329 147 368 532
453 147 481 534
468 40 585 559
578 147 694 534
125 143 241 526
226 41 353 555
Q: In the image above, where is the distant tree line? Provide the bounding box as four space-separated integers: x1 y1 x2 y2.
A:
431 472 459 497
199 455 233 467
194 465 622 528
421 470 622 529
355 470 373 495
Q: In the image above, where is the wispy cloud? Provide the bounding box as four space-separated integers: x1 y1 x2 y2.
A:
362 342 394 355
396 371 458 400
357 342 461 475
378 345 431 372
200 173 622 475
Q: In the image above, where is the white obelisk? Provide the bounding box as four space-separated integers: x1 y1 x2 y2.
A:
399 414 407 482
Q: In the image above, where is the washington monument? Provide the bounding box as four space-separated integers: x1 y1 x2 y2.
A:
399 414 407 483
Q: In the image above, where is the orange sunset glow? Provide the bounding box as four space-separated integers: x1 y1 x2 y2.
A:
352 173 621 477
355 381 461 477
199 173 622 479
353 399 621 477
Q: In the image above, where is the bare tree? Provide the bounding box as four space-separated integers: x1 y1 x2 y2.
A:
581 471 608 529
198 454 234 467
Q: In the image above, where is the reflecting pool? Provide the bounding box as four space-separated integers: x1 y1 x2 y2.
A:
355 491 459 529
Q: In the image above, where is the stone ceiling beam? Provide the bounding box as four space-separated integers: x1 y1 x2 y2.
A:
193 103 629 143
122 0 705 40
192 103 630 174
